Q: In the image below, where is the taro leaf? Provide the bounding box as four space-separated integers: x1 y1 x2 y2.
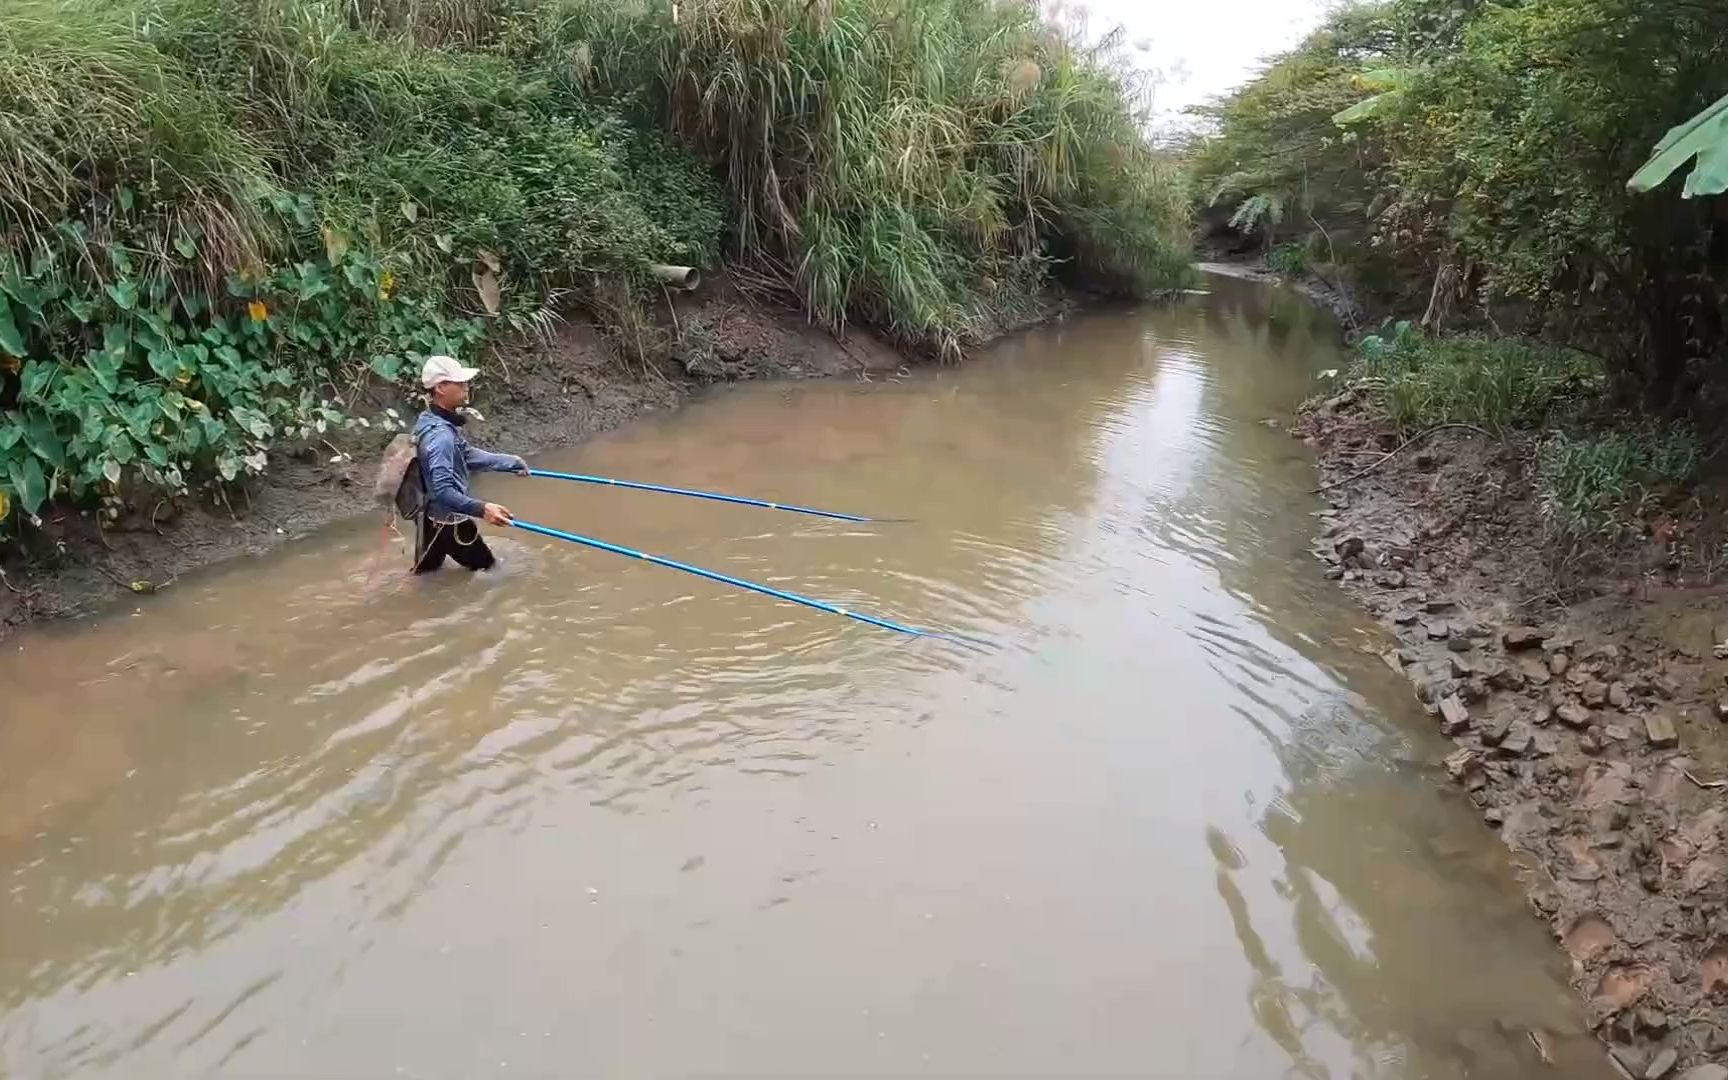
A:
63 296 96 323
106 280 140 311
22 412 65 468
9 455 45 516
103 458 122 486
217 449 241 481
369 353 403 380
146 346 181 381
174 232 199 260
435 233 455 254
0 293 24 357
0 421 20 450
20 360 55 402
1629 91 1728 198
1 266 45 318
401 200 419 223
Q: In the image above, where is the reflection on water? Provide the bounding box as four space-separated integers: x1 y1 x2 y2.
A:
0 275 1607 1078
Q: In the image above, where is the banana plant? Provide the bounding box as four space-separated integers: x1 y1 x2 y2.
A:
1628 92 1728 198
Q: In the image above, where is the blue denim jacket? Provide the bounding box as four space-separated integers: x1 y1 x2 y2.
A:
413 408 523 522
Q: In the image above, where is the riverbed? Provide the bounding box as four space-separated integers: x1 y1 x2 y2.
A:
0 275 1610 1077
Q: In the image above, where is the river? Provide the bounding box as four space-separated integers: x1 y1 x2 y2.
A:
0 275 1610 1078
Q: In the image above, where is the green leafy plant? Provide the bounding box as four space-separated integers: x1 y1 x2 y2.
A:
1267 242 1310 276
1628 91 1728 198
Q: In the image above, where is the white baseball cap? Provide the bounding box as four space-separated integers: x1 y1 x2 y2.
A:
421 355 479 389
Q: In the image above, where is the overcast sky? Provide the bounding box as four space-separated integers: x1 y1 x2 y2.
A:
1049 0 1334 129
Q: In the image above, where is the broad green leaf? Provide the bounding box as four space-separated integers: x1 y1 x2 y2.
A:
86 348 121 393
145 442 170 467
1629 92 1728 198
9 455 45 516
19 360 55 402
109 432 136 465
0 293 24 357
0 422 21 450
146 347 181 381
216 449 241 481
401 200 419 223
107 244 134 277
369 354 404 380
63 296 95 323
174 232 199 259
118 186 135 213
435 233 455 254
103 458 122 486
1 265 45 317
22 413 65 468
106 281 139 311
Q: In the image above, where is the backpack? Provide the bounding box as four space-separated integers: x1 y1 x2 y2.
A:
374 432 426 522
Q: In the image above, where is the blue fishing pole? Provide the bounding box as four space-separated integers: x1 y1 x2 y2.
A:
509 518 967 643
527 469 903 524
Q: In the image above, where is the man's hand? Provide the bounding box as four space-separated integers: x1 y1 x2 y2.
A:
509 456 530 476
482 502 514 527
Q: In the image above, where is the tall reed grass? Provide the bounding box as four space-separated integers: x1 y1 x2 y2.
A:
538 0 1194 355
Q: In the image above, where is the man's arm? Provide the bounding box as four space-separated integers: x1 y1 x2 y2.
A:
465 445 529 475
423 429 488 518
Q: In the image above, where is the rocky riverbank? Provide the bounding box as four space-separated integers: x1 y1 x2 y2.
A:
1296 388 1728 1079
0 280 1069 639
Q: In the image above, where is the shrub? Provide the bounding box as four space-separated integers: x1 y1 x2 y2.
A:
1267 242 1310 276
0 0 725 537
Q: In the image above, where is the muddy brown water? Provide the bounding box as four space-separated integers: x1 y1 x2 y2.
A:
0 275 1613 1078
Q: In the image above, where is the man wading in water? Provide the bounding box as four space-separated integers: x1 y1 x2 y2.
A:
412 355 528 573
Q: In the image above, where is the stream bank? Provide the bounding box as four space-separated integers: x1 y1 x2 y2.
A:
0 283 1065 639
1296 387 1728 1079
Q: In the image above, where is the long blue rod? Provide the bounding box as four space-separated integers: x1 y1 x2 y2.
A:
510 519 953 640
527 469 896 524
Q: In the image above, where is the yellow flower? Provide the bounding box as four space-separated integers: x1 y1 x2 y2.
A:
247 300 268 322
378 269 397 301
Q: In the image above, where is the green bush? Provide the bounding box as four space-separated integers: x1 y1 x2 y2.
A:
1536 425 1703 538
1267 242 1310 276
0 0 725 536
1356 326 1604 432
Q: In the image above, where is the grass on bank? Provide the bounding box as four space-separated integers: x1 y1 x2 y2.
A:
1351 323 1705 541
546 0 1196 357
0 0 1192 542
